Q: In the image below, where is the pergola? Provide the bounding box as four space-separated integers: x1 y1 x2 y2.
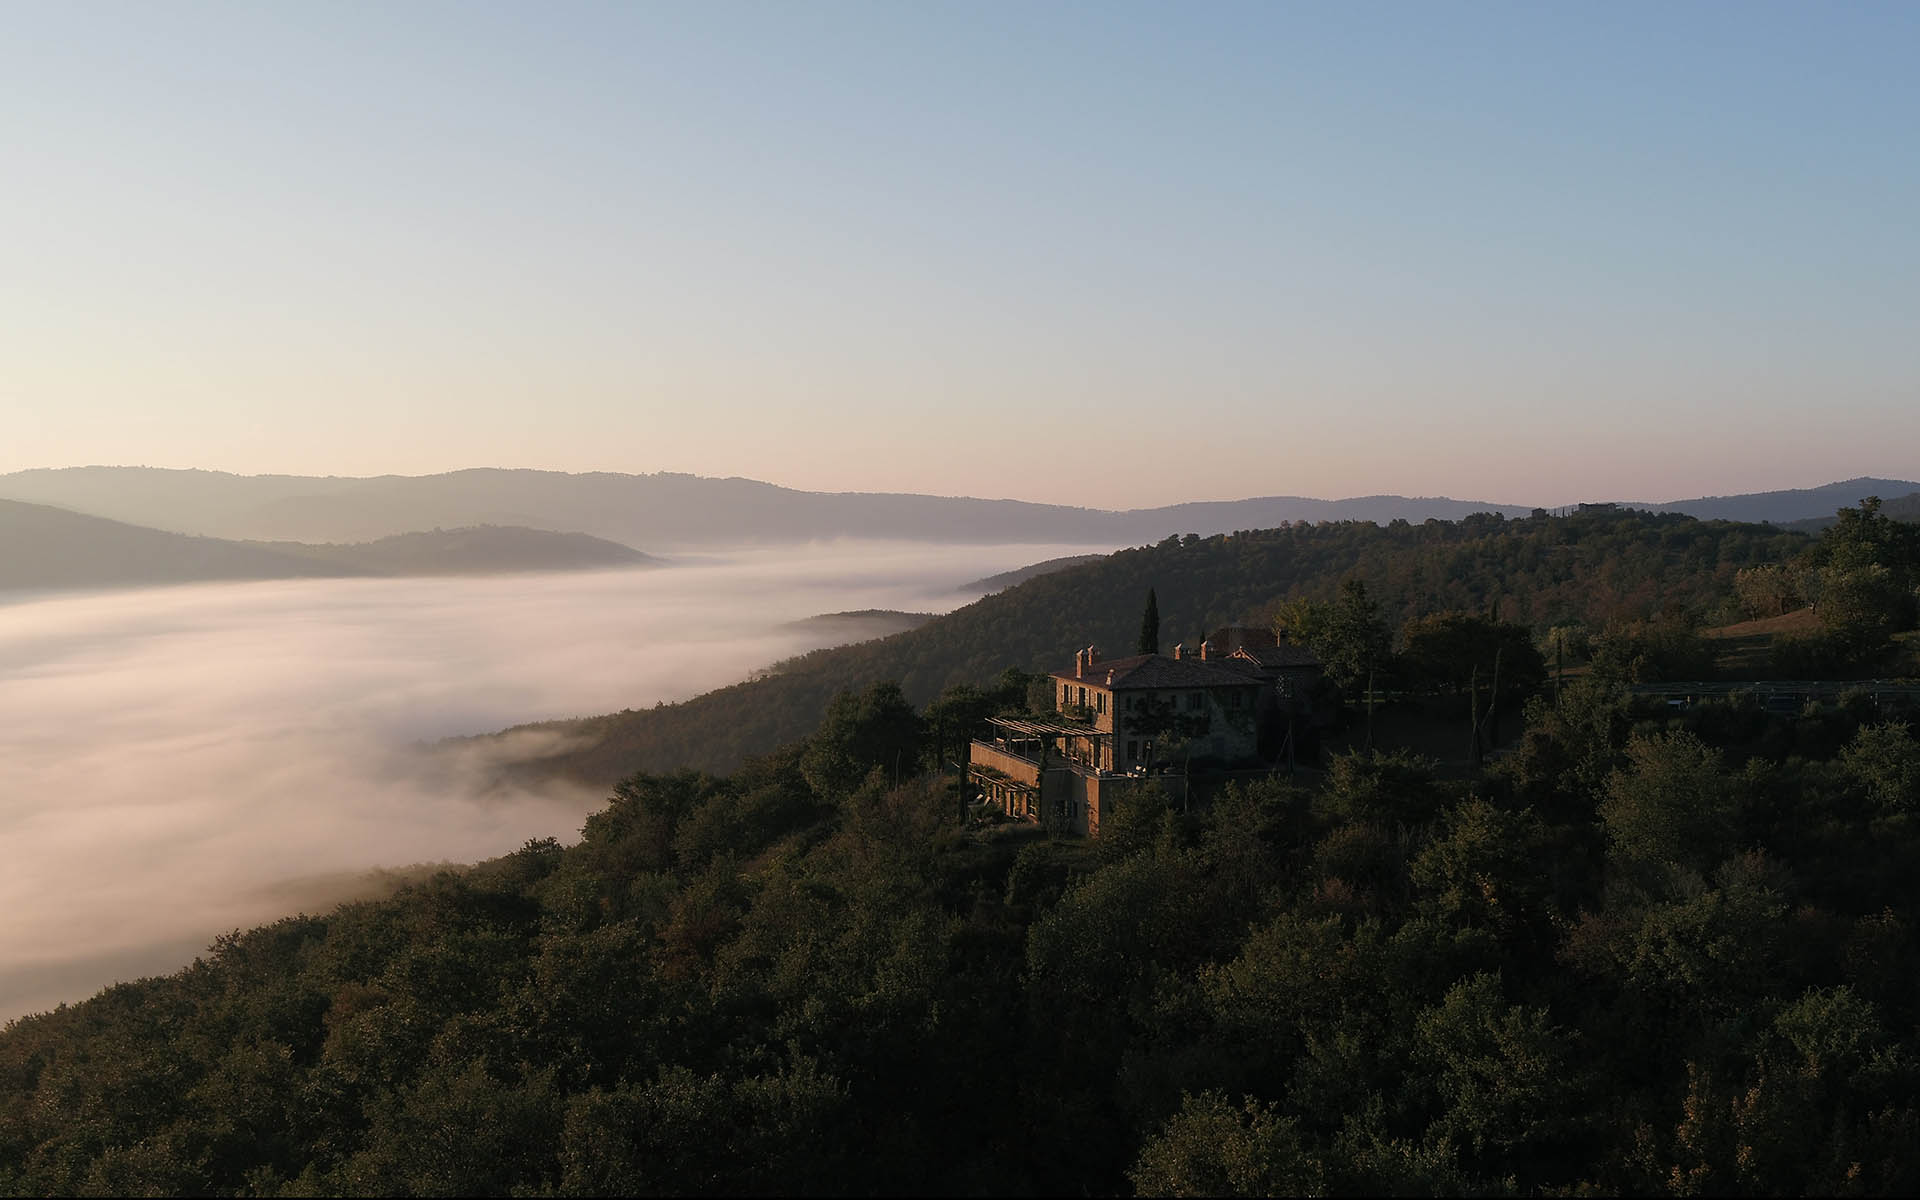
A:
983 717 1113 740
978 716 1112 772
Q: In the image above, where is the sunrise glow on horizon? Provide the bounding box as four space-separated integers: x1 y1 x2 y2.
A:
5 1 1916 508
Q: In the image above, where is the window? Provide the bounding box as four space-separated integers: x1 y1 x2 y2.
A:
1228 689 1242 709
1078 686 1087 707
1096 692 1106 714
1187 691 1204 711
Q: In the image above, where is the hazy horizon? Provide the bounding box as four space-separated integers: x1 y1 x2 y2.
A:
7 460 1916 513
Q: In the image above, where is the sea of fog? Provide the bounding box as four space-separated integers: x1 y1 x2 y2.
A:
0 541 1109 1023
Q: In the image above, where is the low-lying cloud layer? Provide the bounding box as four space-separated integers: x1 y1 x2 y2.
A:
0 541 1104 1022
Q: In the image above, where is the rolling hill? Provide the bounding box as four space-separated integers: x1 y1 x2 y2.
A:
266 525 662 576
1779 490 1920 535
0 499 656 593
1637 476 1920 524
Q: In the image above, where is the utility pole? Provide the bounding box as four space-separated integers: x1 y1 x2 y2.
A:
1037 732 1050 834
1469 664 1481 767
1365 664 1376 752
1486 646 1502 762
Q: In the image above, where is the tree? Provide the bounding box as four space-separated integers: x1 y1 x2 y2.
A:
1822 496 1916 575
1597 731 1738 875
1817 564 1910 657
1414 973 1580 1174
1280 578 1391 701
798 682 926 800
1411 798 1550 940
1839 722 1920 814
1129 1092 1325 1197
1734 564 1800 619
1138 587 1161 655
1662 986 1917 1196
1589 616 1717 683
923 668 1034 769
1324 747 1445 828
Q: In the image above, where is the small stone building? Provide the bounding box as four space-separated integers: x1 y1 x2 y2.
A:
1210 625 1326 721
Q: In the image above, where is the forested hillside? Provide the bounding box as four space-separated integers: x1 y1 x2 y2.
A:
477 509 1808 784
264 526 659 575
0 499 358 591
6 674 1920 1195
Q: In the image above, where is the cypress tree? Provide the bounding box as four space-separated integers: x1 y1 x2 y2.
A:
1137 587 1160 654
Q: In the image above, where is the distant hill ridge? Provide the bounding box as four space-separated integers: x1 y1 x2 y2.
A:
3 465 1907 548
0 466 1535 548
1628 477 1920 524
0 499 655 593
1780 490 1920 534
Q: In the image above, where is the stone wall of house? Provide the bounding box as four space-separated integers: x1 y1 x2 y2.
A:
968 741 1044 787
1108 687 1261 770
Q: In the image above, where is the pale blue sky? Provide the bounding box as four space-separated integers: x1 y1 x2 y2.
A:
3 1 1915 507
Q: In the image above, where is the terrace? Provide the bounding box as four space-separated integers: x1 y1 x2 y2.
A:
970 716 1114 774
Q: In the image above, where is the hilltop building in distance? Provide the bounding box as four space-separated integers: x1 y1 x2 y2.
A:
967 628 1323 836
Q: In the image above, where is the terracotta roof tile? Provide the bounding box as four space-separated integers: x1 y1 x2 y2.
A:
1051 653 1262 690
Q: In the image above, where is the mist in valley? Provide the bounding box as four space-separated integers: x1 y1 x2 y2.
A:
0 541 1107 1023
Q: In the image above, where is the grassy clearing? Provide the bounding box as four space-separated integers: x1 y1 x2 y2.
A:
1706 607 1820 677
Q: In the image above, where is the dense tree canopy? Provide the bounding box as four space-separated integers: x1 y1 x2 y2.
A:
8 672 1920 1195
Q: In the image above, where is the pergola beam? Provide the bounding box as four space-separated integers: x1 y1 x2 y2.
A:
984 717 1112 740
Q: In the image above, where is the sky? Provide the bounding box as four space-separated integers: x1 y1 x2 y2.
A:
3 0 1916 509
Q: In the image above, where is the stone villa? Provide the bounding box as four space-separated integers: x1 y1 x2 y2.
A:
967 628 1322 837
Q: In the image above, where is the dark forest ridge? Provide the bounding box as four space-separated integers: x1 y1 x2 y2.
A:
779 610 939 641
5 465 1911 549
0 499 657 593
959 553 1110 593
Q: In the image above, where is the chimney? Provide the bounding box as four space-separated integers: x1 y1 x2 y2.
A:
1200 639 1215 660
1074 649 1086 678
1172 642 1185 660
1106 668 1115 686
1086 645 1099 667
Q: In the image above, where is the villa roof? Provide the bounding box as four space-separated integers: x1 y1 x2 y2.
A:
1050 653 1261 691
